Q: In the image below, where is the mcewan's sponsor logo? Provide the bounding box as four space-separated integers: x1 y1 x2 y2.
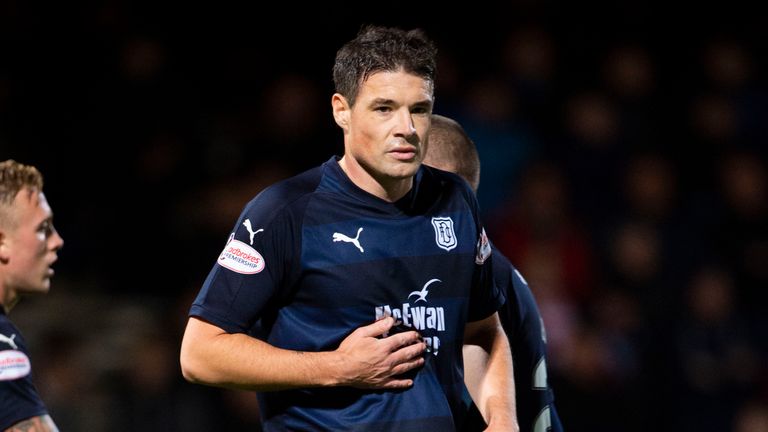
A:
375 278 446 355
218 239 265 274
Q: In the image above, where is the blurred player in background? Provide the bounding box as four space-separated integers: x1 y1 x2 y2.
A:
424 114 564 432
0 159 64 431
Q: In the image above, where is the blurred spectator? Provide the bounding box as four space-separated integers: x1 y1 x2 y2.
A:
453 76 536 217
673 265 759 431
715 150 768 352
501 24 558 132
601 43 659 151
557 91 626 230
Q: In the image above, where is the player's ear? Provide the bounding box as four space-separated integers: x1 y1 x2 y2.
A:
0 231 9 263
332 93 351 131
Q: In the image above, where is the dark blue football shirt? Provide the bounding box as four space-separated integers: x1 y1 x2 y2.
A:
461 248 563 432
0 310 49 430
459 250 563 432
191 157 503 431
497 251 563 432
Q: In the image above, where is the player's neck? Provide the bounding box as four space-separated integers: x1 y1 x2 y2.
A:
338 156 413 203
0 285 19 314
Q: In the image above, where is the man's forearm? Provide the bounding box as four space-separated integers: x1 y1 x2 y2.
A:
464 314 518 431
481 329 517 430
180 316 426 392
180 317 344 391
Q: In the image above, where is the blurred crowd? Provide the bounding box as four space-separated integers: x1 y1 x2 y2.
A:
2 3 767 431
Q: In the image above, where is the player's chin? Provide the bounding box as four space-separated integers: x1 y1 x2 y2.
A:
387 160 421 179
20 282 51 295
35 275 53 293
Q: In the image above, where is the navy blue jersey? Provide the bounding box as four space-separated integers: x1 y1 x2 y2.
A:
496 251 563 432
460 250 563 432
0 311 49 430
191 157 503 431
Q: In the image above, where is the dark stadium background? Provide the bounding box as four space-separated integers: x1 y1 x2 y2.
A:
2 3 766 431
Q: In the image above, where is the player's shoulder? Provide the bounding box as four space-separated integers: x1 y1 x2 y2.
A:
491 249 533 305
509 263 530 291
422 164 472 190
242 165 324 219
506 260 542 322
0 312 16 332
421 165 477 208
507 260 536 304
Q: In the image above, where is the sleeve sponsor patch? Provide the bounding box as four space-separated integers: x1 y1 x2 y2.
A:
218 238 266 274
0 350 31 381
475 228 491 265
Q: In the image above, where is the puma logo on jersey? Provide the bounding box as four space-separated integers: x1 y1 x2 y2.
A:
408 278 440 303
242 219 264 245
332 227 364 253
0 333 17 350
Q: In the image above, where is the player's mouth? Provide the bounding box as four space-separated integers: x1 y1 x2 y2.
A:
47 256 58 276
388 146 418 161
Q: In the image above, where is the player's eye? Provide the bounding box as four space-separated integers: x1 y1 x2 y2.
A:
38 221 53 236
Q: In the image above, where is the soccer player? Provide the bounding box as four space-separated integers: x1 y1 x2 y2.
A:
424 114 564 432
180 25 517 431
0 159 64 431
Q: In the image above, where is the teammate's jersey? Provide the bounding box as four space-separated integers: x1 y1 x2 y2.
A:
461 248 563 432
191 157 502 431
497 250 563 432
0 311 49 430
460 250 563 432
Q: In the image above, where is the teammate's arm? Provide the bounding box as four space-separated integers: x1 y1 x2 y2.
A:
5 414 59 432
463 312 518 432
180 316 426 391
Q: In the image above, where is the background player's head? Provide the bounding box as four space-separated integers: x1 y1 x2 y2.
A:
0 159 63 303
423 114 481 192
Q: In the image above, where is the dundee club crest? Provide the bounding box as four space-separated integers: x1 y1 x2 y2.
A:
431 216 457 251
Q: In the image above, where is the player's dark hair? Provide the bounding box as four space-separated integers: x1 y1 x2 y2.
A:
333 25 437 106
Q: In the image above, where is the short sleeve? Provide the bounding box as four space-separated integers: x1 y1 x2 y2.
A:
189 190 302 334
